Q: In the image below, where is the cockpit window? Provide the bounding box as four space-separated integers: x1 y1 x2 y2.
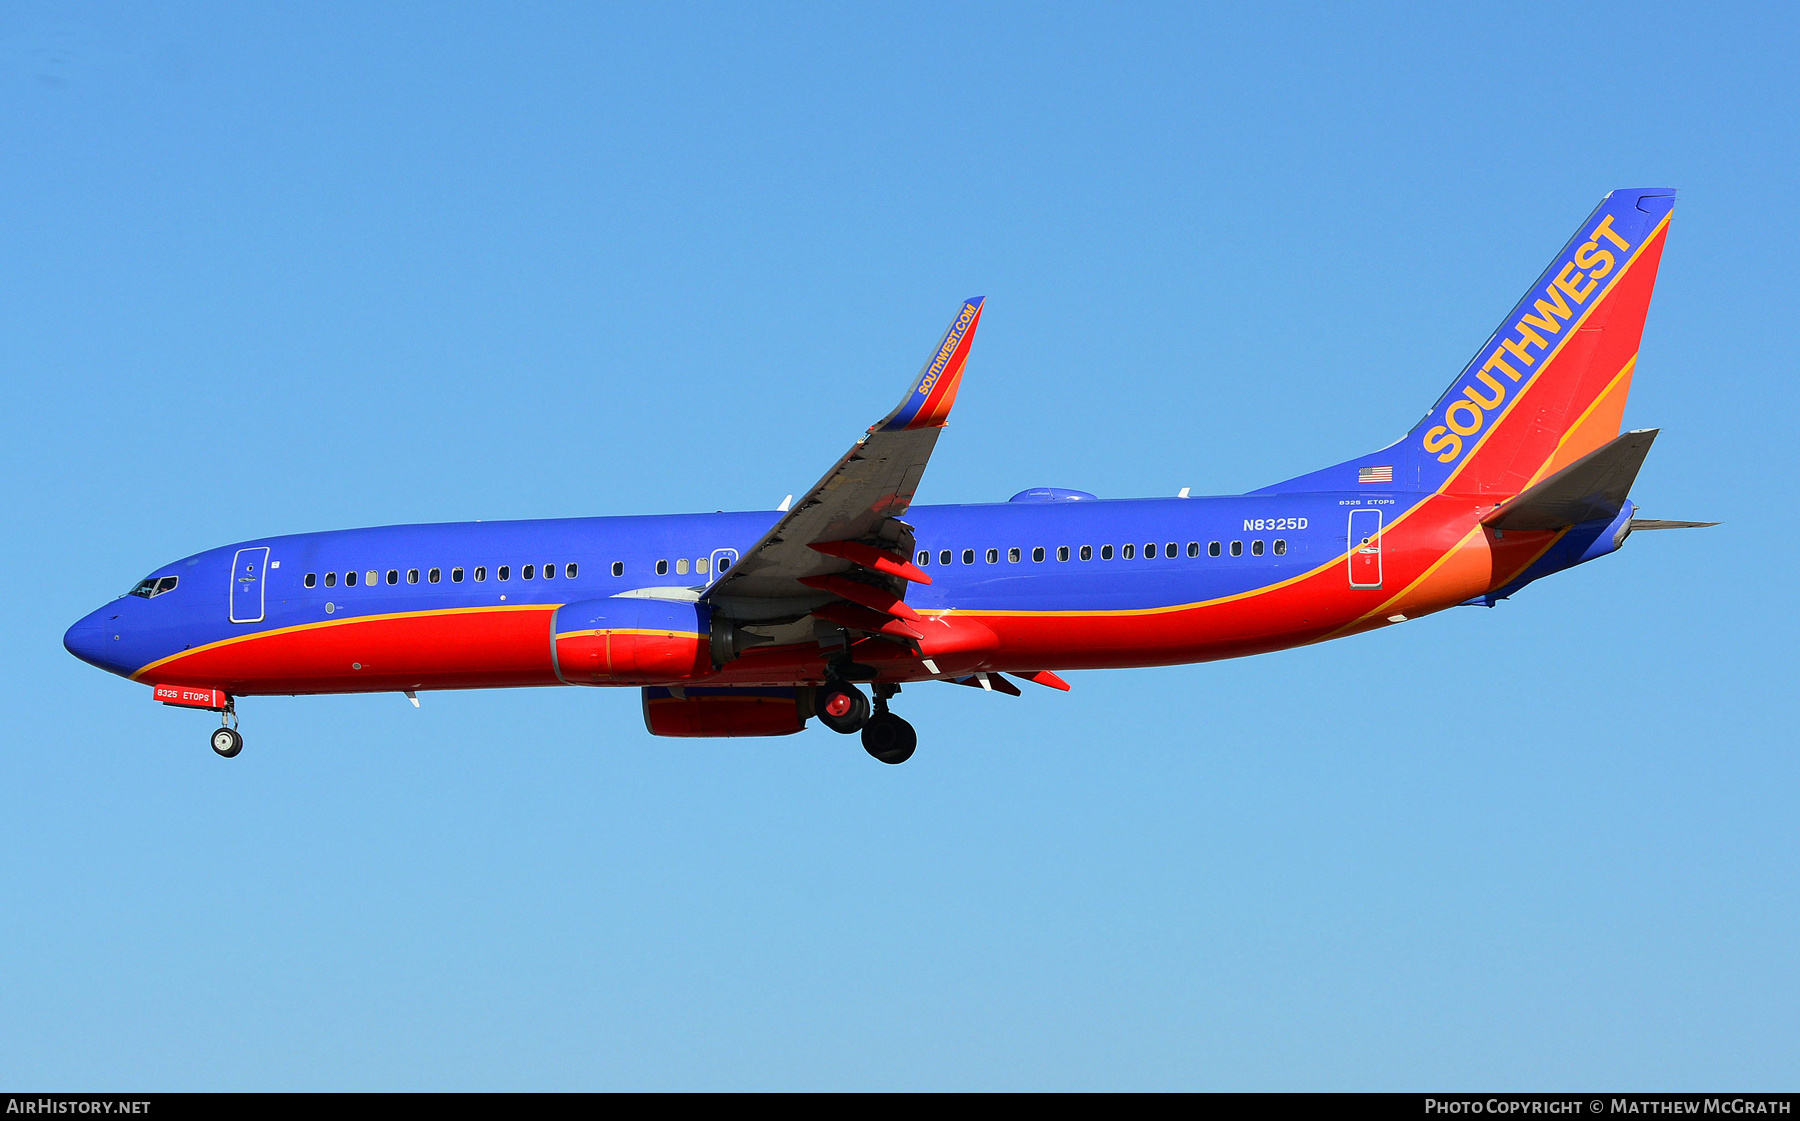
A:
128 576 179 599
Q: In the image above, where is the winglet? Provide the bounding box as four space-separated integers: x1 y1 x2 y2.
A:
876 297 984 431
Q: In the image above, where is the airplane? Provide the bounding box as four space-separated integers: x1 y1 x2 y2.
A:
65 188 1713 765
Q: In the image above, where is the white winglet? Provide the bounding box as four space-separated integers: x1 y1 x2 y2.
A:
777 494 793 512
1178 487 1190 498
404 690 419 708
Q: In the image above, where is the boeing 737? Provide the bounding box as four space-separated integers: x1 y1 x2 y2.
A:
65 188 1711 764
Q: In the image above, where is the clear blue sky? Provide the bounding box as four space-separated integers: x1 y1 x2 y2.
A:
3 2 1795 1090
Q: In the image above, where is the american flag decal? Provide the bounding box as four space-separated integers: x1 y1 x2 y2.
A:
1358 465 1394 484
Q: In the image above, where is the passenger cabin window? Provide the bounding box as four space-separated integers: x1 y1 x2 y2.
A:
523 565 535 579
428 568 440 583
304 573 317 588
498 565 510 581
656 560 668 576
674 559 687 576
386 570 398 585
611 562 623 577
1273 539 1288 555
986 548 999 564
940 550 952 566
917 551 930 566
408 569 420 584
1101 545 1114 560
346 571 358 586
1008 547 1021 563
1032 547 1045 562
365 570 377 586
694 559 706 575
452 567 464 582
543 562 555 579
1209 541 1221 557
1167 542 1178 557
1187 542 1200 557
1123 544 1135 560
963 549 975 565
1230 541 1243 556
474 566 487 582
1145 543 1158 558
1080 545 1092 561
1252 540 1265 556
325 572 338 588
567 563 579 578
1057 546 1069 561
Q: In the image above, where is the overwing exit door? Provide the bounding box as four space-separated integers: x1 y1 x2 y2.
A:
709 548 739 584
230 546 270 623
1348 509 1382 588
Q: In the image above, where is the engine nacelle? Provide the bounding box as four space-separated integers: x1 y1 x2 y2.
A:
552 598 712 685
641 686 811 737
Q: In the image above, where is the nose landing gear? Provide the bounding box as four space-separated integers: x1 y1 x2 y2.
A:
210 699 242 758
210 726 243 758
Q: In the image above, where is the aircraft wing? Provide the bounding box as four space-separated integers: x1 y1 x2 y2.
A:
704 297 984 624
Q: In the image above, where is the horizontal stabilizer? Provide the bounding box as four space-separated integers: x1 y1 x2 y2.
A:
1628 519 1720 530
1483 429 1659 531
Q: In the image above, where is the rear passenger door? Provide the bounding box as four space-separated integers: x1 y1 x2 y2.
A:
1347 510 1382 589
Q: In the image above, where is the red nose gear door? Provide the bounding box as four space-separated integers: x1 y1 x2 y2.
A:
1348 509 1382 589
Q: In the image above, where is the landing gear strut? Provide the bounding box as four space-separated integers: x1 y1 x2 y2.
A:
210 699 242 758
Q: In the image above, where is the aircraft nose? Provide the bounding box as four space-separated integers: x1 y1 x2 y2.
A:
63 607 128 674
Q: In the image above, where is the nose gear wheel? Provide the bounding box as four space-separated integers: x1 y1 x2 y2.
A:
211 727 243 758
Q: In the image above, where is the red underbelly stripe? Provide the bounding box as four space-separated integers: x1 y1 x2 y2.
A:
141 605 561 695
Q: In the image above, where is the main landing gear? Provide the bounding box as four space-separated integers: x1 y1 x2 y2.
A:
816 680 917 765
210 700 242 758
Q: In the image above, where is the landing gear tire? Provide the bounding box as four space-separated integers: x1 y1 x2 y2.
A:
211 727 243 758
817 684 870 734
861 712 917 765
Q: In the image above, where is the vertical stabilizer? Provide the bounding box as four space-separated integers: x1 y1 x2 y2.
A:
1257 189 1675 496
